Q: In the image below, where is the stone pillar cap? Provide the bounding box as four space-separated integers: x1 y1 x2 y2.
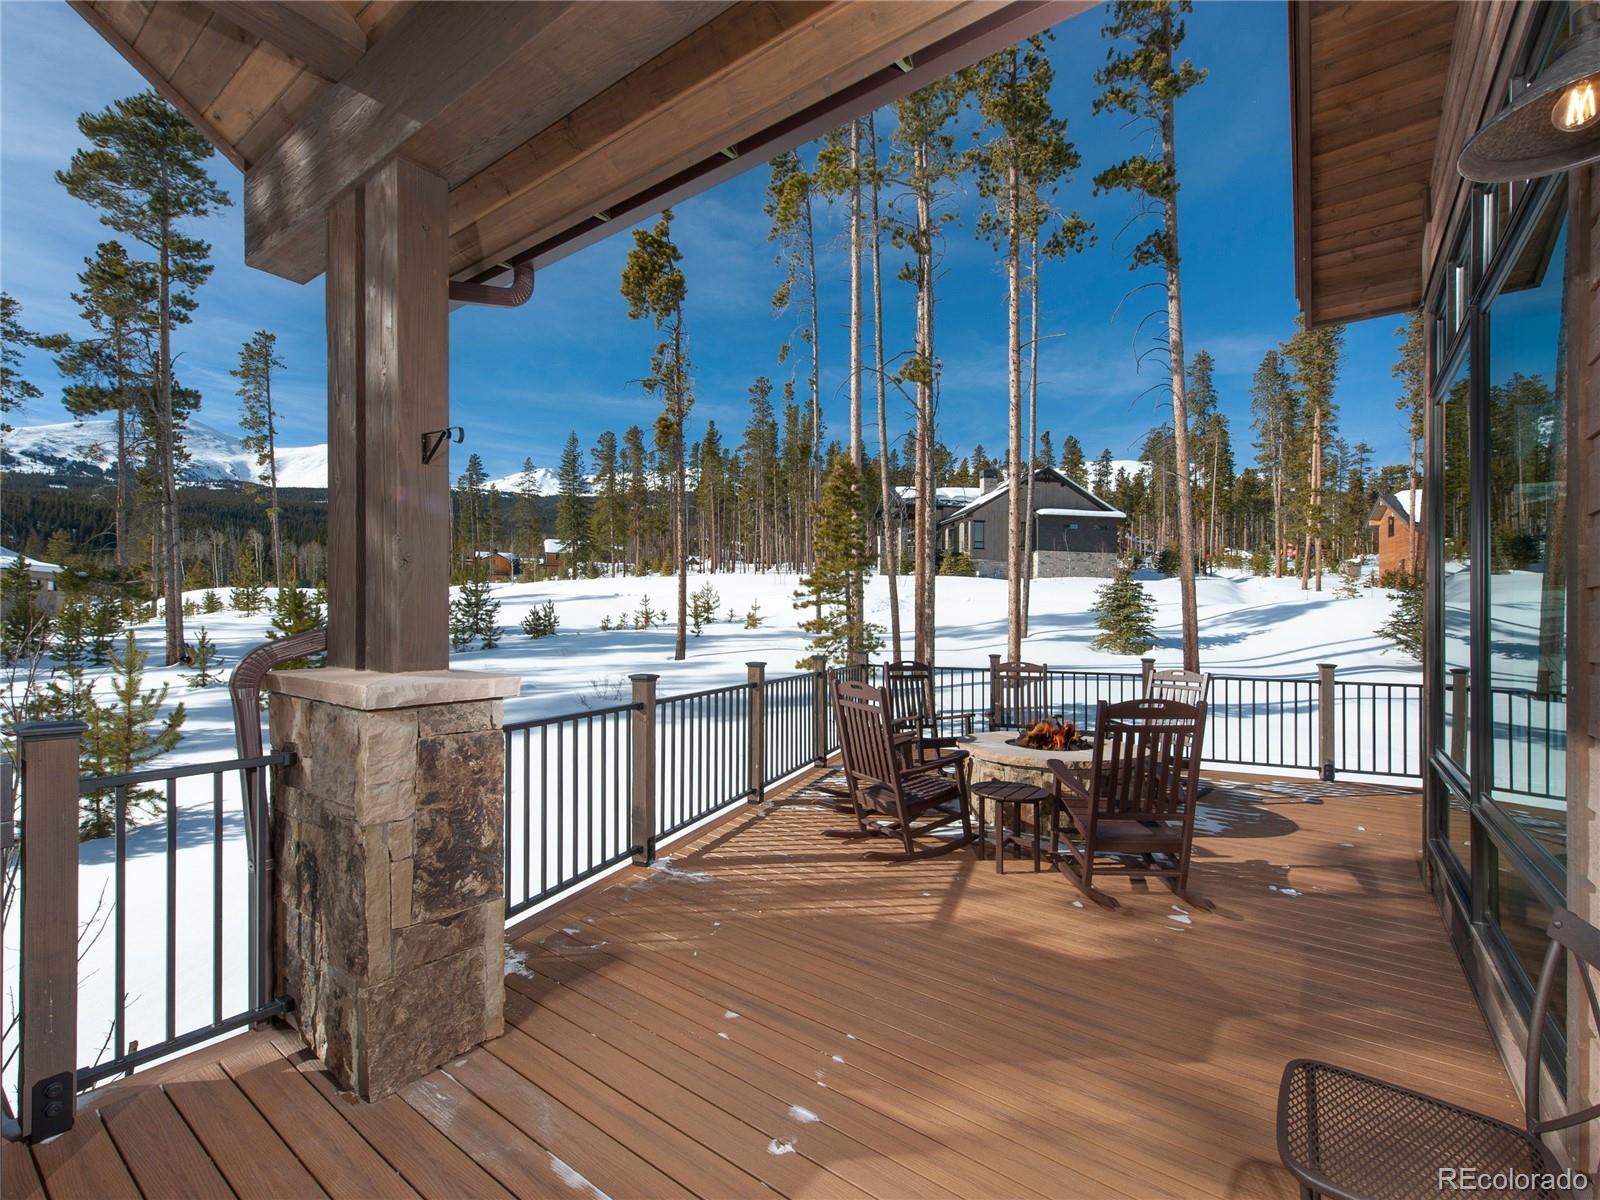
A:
264 667 521 712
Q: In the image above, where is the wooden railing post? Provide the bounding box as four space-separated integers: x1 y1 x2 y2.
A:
1141 656 1156 693
988 653 1001 730
14 720 86 1142
747 662 766 803
630 674 658 865
1318 663 1337 782
810 656 828 765
1449 667 1470 766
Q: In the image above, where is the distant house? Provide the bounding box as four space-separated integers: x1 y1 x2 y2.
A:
0 546 66 614
938 467 1124 578
470 549 520 580
882 482 982 562
542 538 567 575
1368 490 1423 577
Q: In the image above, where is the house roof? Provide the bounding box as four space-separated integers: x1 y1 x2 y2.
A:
543 538 566 555
72 1 1081 286
940 467 1122 524
1037 506 1128 520
1288 1 1460 328
1369 490 1424 526
893 484 981 508
0 546 62 575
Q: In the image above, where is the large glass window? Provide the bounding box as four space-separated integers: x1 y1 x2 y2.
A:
1437 357 1472 777
1486 203 1568 873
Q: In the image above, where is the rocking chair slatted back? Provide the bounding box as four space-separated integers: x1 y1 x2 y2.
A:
883 661 935 731
834 679 903 800
1090 697 1207 822
1147 668 1211 706
994 660 1049 730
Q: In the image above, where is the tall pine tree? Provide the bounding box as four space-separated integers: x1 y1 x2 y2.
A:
233 330 285 587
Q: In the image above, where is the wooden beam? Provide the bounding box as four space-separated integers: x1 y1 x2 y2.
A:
324 157 449 672
245 2 715 283
453 0 1081 283
200 1 366 82
68 0 247 171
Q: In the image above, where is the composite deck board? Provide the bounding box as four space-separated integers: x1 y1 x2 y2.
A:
2 774 1522 1199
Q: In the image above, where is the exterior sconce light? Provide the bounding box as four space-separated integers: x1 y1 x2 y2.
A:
1459 3 1600 181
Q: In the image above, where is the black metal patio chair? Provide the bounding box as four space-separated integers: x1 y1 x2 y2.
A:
1277 906 1600 1199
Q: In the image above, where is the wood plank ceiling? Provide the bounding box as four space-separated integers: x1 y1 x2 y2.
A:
1290 0 1461 328
73 1 1080 287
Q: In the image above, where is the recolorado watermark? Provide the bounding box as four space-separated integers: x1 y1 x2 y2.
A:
1438 1165 1590 1192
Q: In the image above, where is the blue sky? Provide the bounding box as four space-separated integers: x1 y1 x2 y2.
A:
0 0 1412 481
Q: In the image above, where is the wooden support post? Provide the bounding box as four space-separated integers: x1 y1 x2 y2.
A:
1141 656 1156 694
1450 667 1470 766
631 674 658 864
1318 663 1337 782
15 720 86 1143
989 653 1001 730
811 656 828 765
325 156 450 672
747 662 765 803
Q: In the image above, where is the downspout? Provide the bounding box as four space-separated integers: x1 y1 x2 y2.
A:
449 262 535 307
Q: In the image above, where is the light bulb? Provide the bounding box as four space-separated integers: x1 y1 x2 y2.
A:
1553 77 1599 131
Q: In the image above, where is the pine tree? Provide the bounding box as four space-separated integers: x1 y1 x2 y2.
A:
449 563 501 651
620 425 651 575
454 453 489 573
45 596 95 718
230 539 266 614
1393 310 1425 580
59 92 230 665
268 583 326 668
1 292 47 436
765 150 823 550
184 626 219 688
1093 448 1115 494
794 457 882 666
80 631 186 837
89 592 122 665
233 330 285 587
1377 576 1423 660
1 554 46 664
1092 567 1157 655
1284 316 1345 591
41 246 154 567
1250 348 1297 576
589 433 621 572
689 583 721 636
621 210 693 661
741 377 780 570
1094 0 1206 671
555 431 588 576
1059 435 1087 481
201 589 223 614
513 457 545 576
520 600 558 639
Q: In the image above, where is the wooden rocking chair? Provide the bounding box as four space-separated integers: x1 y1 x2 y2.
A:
992 660 1050 730
830 678 977 861
884 660 975 763
1046 696 1211 909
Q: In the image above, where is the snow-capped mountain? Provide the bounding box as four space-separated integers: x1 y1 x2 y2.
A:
486 465 563 495
1 419 570 494
2 419 330 487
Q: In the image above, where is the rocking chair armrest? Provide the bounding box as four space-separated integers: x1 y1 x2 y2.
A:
902 750 969 777
1046 758 1092 802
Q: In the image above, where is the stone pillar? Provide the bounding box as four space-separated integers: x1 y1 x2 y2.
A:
267 667 520 1099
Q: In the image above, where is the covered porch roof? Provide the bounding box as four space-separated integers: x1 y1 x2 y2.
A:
1289 0 1460 327
74 0 1086 287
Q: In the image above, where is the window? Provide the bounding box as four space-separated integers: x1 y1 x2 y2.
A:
1486 195 1568 874
1387 515 1396 538
1437 356 1472 779
972 520 985 550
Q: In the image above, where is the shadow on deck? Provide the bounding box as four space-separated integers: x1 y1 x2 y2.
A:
5 770 1516 1200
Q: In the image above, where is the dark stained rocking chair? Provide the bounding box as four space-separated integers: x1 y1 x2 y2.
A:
1046 696 1211 910
883 660 975 763
830 678 977 862
1277 906 1600 1200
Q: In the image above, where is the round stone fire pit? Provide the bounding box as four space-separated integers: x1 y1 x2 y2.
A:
960 731 1093 829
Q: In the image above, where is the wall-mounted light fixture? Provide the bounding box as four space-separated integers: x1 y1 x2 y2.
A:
1458 3 1600 181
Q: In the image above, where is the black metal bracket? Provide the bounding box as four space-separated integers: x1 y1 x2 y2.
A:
421 427 464 465
28 1070 74 1142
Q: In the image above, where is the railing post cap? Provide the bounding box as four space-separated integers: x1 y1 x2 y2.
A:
9 719 89 741
746 661 766 669
629 673 660 682
1316 662 1337 669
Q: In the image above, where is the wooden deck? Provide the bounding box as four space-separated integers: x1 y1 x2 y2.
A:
6 770 1518 1200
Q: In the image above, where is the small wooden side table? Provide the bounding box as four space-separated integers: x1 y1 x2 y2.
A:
972 780 1050 873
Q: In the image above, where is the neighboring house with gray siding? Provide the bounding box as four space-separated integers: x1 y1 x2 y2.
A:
938 467 1123 578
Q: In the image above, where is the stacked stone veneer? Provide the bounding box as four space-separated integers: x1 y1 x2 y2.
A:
266 669 516 1099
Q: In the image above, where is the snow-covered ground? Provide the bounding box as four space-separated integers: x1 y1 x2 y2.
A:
7 567 1430 1096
